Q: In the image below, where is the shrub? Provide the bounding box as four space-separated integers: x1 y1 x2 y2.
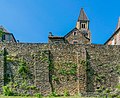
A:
49 91 58 97
35 93 42 98
64 89 70 96
2 85 14 96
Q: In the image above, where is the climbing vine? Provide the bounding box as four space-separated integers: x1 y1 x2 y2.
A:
58 62 77 76
3 54 36 96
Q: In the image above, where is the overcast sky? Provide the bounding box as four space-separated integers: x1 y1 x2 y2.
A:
0 0 119 44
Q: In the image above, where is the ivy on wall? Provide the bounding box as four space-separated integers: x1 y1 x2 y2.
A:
3 53 37 96
50 61 78 95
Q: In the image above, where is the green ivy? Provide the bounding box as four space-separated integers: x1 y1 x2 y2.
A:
35 93 42 98
59 69 68 75
63 89 70 96
3 56 37 96
26 86 36 90
49 91 58 97
18 61 29 79
52 75 59 81
2 82 14 96
58 62 77 76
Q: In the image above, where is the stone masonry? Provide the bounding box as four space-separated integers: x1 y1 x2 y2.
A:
0 43 119 95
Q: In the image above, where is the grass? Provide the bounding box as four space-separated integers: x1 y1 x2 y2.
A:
0 95 95 98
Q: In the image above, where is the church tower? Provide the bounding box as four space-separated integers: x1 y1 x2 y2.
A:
49 8 91 44
76 8 91 40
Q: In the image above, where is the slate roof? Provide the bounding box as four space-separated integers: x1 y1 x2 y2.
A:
64 28 78 38
104 17 120 45
64 27 90 41
104 27 120 45
78 8 89 21
48 36 64 39
116 17 120 31
0 25 17 42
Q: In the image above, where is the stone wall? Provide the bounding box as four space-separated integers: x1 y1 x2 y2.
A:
0 47 4 93
86 45 120 92
49 44 86 95
2 43 51 95
49 44 120 94
0 43 119 95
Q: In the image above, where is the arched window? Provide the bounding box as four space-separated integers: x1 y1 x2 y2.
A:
81 23 86 29
73 32 77 36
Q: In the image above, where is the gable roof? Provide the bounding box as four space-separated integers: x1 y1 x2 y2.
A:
104 17 120 45
78 8 89 21
64 28 78 38
104 27 120 45
0 25 17 42
64 27 90 41
116 17 120 31
10 33 17 42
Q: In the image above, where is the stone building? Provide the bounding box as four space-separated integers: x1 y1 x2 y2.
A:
0 26 16 43
0 8 120 96
48 8 91 44
105 17 120 45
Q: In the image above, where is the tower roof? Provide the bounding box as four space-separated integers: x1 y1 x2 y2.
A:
78 8 89 21
116 17 120 31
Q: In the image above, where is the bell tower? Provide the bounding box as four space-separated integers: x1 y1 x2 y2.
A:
76 8 91 40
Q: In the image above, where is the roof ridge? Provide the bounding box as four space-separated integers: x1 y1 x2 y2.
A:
116 17 120 31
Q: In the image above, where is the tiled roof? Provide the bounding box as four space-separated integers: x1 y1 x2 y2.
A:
78 8 89 21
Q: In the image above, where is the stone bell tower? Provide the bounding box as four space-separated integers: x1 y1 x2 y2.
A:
76 8 91 40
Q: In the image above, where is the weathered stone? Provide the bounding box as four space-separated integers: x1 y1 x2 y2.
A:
0 43 119 96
